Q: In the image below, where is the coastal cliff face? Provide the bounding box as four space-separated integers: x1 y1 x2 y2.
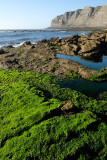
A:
51 5 107 29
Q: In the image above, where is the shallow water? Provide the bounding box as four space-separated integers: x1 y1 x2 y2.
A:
0 30 92 47
57 79 107 98
56 54 107 70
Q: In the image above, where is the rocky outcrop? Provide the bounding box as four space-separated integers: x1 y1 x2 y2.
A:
0 32 106 79
51 5 107 29
38 32 107 58
77 32 106 58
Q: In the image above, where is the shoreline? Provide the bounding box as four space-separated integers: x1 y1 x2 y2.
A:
0 31 107 81
0 27 104 32
48 27 106 31
0 30 92 48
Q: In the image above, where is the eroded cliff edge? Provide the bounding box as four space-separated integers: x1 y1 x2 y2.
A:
50 5 107 29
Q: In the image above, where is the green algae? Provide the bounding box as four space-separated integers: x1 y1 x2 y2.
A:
0 69 107 160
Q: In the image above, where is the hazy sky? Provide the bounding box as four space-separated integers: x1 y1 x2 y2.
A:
0 0 107 29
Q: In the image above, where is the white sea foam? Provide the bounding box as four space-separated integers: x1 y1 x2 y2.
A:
14 42 25 48
80 32 87 35
60 31 66 32
14 41 35 48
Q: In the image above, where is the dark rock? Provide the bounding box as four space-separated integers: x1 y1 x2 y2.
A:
24 41 32 45
6 45 14 48
6 59 19 64
30 45 35 49
40 39 48 43
2 45 14 49
0 49 6 54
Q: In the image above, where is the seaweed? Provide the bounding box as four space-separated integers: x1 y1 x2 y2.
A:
0 69 107 160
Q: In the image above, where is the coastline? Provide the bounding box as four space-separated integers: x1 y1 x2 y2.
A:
0 29 92 48
0 31 107 80
48 27 106 31
0 31 107 160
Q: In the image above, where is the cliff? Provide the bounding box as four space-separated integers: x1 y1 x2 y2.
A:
50 5 107 29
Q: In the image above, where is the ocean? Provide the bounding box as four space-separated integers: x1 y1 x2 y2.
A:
0 30 92 48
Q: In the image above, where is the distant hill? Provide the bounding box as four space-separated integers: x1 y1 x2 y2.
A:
50 5 107 29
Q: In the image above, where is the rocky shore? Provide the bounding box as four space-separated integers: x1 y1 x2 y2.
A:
0 32 107 160
0 32 107 79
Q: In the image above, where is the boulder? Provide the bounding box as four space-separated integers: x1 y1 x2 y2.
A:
78 39 101 58
61 102 75 111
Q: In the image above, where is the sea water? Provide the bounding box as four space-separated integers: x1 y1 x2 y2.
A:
56 54 107 71
0 29 92 47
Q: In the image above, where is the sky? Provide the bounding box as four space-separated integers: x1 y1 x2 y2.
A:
0 0 107 29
